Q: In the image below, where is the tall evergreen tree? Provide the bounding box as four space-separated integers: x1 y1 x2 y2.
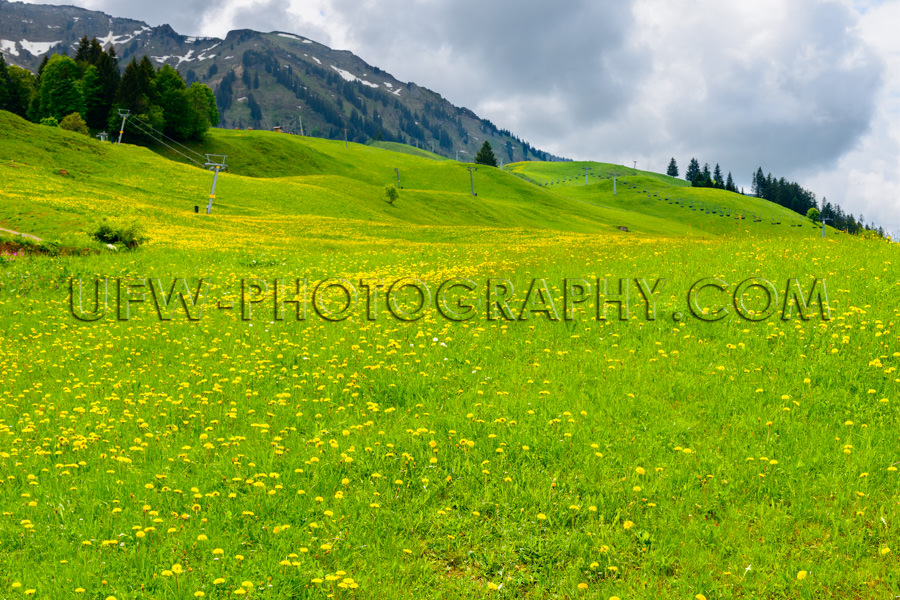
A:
666 157 678 177
95 46 120 108
751 167 765 197
74 36 92 65
81 65 106 130
114 57 164 138
701 163 711 185
116 57 159 114
685 158 701 184
713 163 723 188
725 172 735 192
474 140 497 166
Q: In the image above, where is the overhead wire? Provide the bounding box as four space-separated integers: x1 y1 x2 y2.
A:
127 114 208 163
124 116 207 168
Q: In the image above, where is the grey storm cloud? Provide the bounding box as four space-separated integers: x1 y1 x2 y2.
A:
328 0 649 122
653 1 883 180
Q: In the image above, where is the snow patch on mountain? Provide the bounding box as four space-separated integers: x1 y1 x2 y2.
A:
0 40 18 56
1 39 61 56
95 27 150 48
330 65 379 88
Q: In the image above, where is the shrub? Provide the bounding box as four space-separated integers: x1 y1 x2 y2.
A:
91 218 149 250
40 116 59 127
60 112 90 136
384 184 399 205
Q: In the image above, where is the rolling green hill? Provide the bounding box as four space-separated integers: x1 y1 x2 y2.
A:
0 110 827 246
0 107 897 600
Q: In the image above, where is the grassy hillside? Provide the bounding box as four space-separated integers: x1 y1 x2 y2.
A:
367 140 449 161
0 111 829 246
1 110 896 600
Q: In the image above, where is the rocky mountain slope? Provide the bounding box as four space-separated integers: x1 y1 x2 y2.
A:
0 0 563 162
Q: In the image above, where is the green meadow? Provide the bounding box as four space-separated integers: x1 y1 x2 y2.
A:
0 110 897 600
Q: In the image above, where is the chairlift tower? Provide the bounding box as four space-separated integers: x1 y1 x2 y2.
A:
467 166 477 196
204 154 228 214
116 109 130 145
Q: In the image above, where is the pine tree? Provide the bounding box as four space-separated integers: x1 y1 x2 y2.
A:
713 163 723 188
81 65 106 130
474 140 497 167
725 172 735 192
666 157 678 177
685 158 701 184
751 167 765 197
96 46 120 110
116 58 156 114
74 36 92 65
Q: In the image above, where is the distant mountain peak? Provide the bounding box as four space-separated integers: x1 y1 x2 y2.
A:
0 0 566 162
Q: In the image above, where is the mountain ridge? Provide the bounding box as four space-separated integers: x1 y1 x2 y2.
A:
0 0 565 162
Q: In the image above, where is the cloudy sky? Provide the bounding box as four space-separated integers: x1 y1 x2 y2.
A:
20 0 900 235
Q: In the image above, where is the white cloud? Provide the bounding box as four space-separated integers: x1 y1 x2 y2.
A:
803 0 900 235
